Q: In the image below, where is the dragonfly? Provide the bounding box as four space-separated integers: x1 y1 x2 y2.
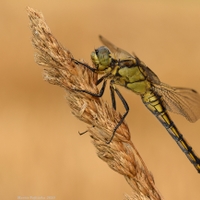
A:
74 35 200 173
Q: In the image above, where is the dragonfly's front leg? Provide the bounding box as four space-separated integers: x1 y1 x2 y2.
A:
72 58 96 72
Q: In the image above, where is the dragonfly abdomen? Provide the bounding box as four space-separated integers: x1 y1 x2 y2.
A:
142 90 200 173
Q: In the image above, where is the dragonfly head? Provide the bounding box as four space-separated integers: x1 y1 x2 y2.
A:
91 46 112 72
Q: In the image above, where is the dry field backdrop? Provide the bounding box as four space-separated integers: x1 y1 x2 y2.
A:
1 1 200 199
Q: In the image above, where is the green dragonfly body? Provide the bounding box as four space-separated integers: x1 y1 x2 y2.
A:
75 36 200 173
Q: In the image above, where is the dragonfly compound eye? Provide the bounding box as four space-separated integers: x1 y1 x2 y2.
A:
96 46 111 67
91 51 100 66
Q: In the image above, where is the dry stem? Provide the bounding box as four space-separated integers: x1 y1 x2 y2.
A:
27 7 163 200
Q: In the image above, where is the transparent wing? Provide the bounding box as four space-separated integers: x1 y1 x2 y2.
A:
142 66 160 85
153 83 200 122
99 35 134 60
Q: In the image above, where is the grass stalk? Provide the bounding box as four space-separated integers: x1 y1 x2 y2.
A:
27 7 162 200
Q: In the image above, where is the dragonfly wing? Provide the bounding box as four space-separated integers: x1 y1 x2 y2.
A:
99 35 134 60
153 83 200 122
143 66 160 85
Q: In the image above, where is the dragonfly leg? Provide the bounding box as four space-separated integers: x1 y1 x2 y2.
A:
78 125 95 135
110 83 116 110
106 82 129 144
78 130 89 135
74 79 107 97
72 58 96 72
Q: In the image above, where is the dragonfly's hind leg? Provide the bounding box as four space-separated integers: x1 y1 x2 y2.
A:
106 81 129 144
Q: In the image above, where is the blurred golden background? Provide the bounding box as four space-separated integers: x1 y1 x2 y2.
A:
1 0 200 199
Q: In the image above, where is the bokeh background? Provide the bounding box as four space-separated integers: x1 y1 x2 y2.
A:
1 0 200 199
